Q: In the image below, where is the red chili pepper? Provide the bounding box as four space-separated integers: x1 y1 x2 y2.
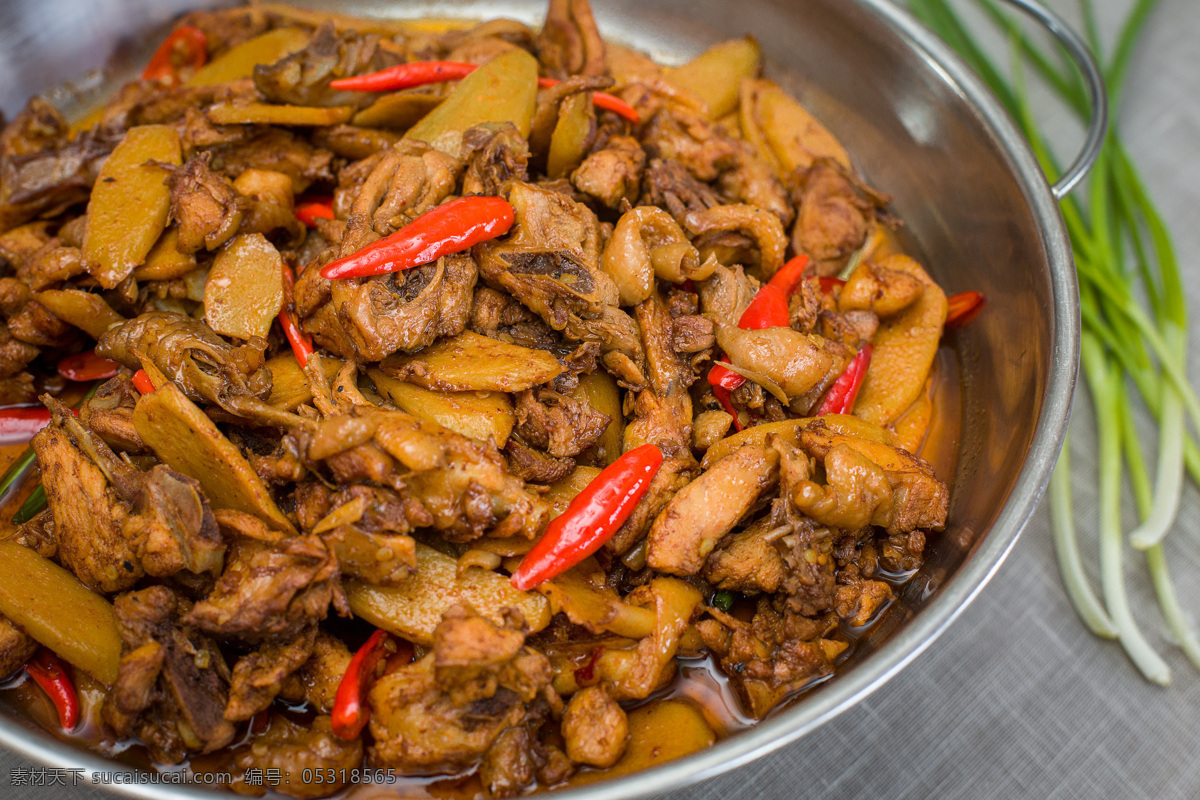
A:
816 344 873 416
295 199 335 228
818 276 846 294
331 629 392 740
142 25 208 86
0 407 53 445
329 61 641 123
131 370 156 396
279 265 315 367
322 196 515 280
707 255 810 393
329 60 477 92
57 351 120 382
944 290 986 329
25 649 79 731
511 444 663 591
712 384 743 433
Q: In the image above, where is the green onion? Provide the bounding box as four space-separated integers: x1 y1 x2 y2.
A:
711 590 736 613
912 0 1200 681
12 484 46 525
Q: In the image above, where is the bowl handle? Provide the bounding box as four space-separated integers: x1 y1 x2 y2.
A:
997 0 1108 199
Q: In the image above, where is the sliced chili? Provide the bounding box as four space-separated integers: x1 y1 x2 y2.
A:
511 444 663 591
816 344 873 416
142 25 208 86
329 60 477 92
707 254 810 393
0 407 53 446
322 196 515 280
331 629 392 740
279 264 314 367
131 370 156 396
25 649 79 731
57 351 119 383
944 290 986 329
294 198 335 228
818 276 846 294
329 61 640 123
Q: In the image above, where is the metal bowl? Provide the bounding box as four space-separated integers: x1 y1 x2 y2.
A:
0 0 1095 797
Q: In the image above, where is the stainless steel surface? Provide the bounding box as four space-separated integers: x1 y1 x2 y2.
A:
0 0 1086 798
997 0 1108 199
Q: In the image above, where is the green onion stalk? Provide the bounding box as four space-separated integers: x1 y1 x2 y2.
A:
907 0 1199 681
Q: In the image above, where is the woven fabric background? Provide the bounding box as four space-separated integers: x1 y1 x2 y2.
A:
5 0 1199 798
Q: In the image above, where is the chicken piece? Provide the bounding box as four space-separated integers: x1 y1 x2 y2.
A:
15 240 85 291
365 142 464 236
719 144 793 227
561 684 628 768
703 515 787 594
476 180 616 329
639 158 724 227
605 454 694 555
715 323 851 411
368 605 559 774
0 324 39 379
792 421 949 535
641 107 740 183
280 632 353 714
461 123 531 196
295 407 551 542
698 262 759 327
835 578 893 628
102 586 236 764
206 128 333 195
697 599 843 717
32 398 224 592
646 444 779 576
167 153 243 253
225 629 317 722
185 535 340 644
684 203 788 278
96 311 272 409
505 439 576 484
0 614 37 678
232 714 363 799
571 135 646 209
254 22 402 109
0 101 117 233
791 159 890 276
311 124 401 160
308 254 477 362
321 524 417 586
837 259 924 317
537 0 607 79
179 7 269 56
100 80 226 132
515 387 610 458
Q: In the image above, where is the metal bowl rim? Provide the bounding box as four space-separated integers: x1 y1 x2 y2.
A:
0 0 1080 797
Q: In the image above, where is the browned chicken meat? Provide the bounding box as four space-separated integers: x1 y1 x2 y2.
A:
0 2 956 797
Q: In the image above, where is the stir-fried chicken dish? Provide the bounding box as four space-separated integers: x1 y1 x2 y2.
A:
0 1 971 795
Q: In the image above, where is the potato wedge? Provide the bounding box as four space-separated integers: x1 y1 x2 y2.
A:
571 369 623 465
266 352 343 410
206 103 355 127
547 92 595 180
538 566 655 639
569 699 715 784
666 37 762 119
853 255 947 427
892 376 934 456
345 543 550 645
133 382 295 533
83 125 181 288
369 369 514 445
351 91 445 130
0 541 121 685
204 233 285 340
379 330 563 392
134 227 197 282
740 78 852 177
405 48 539 156
187 27 311 86
33 289 125 340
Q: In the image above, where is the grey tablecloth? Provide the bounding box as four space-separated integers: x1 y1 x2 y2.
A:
6 0 1200 798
